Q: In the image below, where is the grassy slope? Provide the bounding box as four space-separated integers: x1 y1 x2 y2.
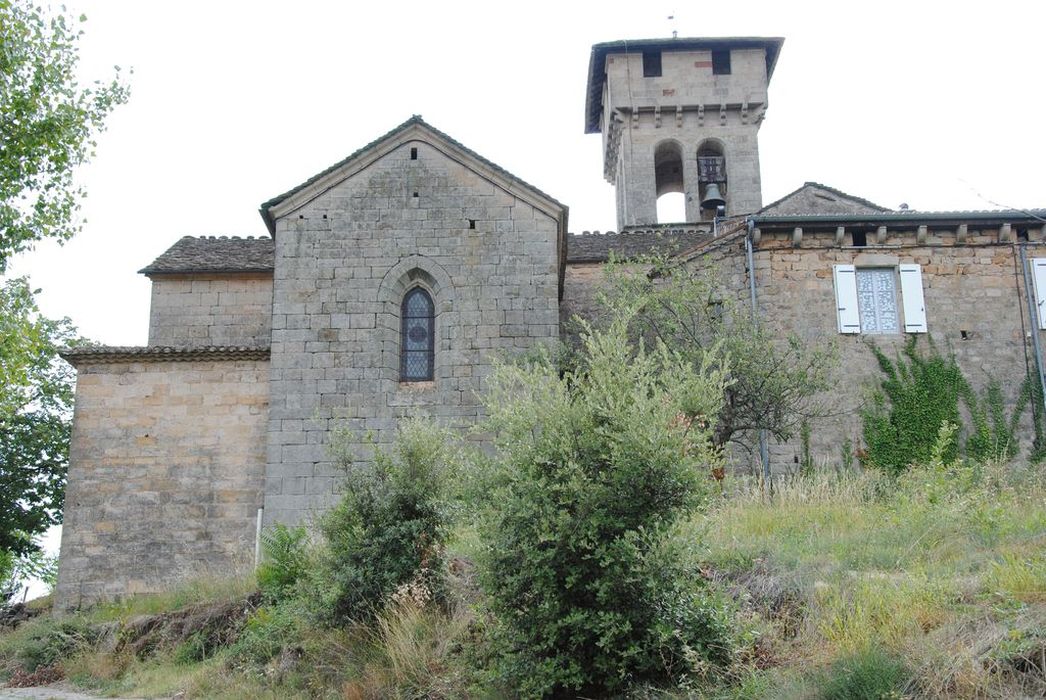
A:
2 463 1043 698
693 465 1046 698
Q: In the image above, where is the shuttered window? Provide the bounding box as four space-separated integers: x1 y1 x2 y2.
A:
833 264 927 335
899 264 927 333
833 265 861 334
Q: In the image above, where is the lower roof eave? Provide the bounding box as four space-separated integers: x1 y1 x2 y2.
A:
60 345 271 366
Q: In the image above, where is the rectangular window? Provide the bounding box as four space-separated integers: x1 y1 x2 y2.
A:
856 268 899 334
833 264 926 335
643 51 662 77
712 49 731 75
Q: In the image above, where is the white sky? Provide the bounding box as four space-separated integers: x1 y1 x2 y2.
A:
8 0 1046 345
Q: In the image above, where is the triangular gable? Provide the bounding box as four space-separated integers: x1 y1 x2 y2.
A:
259 116 568 237
758 182 891 216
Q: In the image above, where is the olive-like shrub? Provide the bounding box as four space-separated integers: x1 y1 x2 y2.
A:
480 303 735 697
312 419 456 626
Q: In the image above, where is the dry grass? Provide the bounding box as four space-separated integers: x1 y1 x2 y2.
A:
342 589 474 699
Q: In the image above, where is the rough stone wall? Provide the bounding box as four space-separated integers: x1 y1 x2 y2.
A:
264 140 560 528
55 359 268 608
750 230 1043 473
561 263 608 331
147 274 273 346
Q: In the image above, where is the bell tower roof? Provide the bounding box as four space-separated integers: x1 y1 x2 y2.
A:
584 36 784 134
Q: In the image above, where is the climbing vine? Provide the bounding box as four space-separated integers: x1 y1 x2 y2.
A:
861 337 1034 474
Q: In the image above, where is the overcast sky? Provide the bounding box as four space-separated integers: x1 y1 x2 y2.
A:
8 0 1046 347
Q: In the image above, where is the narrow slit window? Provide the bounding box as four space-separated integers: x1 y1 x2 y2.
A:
401 288 434 382
410 147 418 160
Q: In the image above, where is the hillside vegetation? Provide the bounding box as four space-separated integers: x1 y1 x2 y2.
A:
3 290 1044 697
1 453 1043 698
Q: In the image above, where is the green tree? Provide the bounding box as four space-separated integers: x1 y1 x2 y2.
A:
598 256 836 455
480 304 735 696
0 0 129 271
0 1 126 572
0 278 80 558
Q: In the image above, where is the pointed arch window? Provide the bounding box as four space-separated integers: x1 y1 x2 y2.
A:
401 287 434 382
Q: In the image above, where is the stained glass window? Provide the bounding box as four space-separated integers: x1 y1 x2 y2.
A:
856 269 899 334
401 288 434 381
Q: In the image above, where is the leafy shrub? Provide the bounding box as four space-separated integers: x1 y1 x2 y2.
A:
228 601 303 667
311 418 456 626
479 305 736 696
817 646 909 700
256 523 309 602
600 257 836 453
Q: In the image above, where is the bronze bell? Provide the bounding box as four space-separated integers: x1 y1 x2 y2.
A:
701 182 726 211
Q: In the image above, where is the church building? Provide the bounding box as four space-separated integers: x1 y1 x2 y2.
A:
55 37 1046 607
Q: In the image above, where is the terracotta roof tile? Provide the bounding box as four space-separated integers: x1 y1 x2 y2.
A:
61 345 270 365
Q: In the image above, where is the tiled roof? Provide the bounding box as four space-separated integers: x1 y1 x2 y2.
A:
61 345 270 366
567 225 712 263
139 236 274 276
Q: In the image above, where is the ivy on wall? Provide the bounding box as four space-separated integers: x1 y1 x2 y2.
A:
861 338 1036 474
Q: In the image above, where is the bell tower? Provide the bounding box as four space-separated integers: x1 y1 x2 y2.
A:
585 37 783 228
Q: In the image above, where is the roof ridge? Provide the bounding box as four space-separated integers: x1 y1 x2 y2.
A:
189 234 270 240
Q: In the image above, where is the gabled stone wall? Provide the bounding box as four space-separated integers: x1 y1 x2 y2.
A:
263 139 561 528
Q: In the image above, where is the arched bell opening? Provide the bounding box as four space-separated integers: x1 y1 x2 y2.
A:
654 140 686 224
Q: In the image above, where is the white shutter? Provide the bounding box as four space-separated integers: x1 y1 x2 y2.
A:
1033 259 1046 330
899 264 927 333
833 264 861 334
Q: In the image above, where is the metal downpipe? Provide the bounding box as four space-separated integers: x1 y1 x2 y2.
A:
746 219 771 488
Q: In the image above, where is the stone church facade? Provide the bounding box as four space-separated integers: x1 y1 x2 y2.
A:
56 37 1046 607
